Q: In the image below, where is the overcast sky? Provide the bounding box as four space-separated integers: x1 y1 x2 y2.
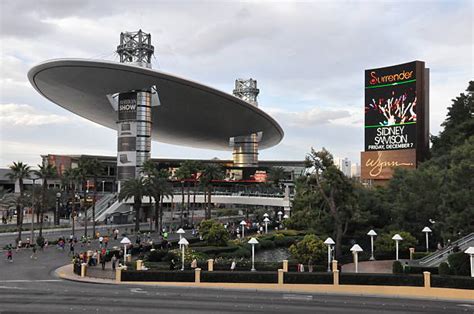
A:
0 0 472 168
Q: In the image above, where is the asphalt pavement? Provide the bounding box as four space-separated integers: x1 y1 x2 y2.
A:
0 236 473 313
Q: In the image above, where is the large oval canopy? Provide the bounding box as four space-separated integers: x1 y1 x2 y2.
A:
28 59 283 150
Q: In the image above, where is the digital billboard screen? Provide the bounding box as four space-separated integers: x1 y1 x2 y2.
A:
118 92 137 121
364 62 418 151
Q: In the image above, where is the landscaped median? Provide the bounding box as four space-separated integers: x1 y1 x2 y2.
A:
59 259 474 301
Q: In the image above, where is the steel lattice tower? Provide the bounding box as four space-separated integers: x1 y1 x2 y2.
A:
232 79 260 167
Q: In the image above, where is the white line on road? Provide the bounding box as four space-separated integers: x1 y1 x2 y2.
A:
282 294 313 301
0 279 62 283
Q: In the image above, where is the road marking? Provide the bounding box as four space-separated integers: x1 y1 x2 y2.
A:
0 279 61 283
130 287 147 294
458 304 474 308
282 294 313 301
0 286 26 289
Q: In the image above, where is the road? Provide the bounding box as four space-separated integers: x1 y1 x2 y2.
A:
0 239 473 313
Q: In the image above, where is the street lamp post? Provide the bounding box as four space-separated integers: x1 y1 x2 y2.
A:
55 192 61 226
464 247 474 278
350 244 363 273
392 234 403 261
248 237 259 271
263 217 270 234
283 214 289 219
120 237 131 267
324 237 335 272
30 178 36 245
178 237 189 271
277 211 283 222
177 228 185 241
240 220 247 238
102 180 105 193
422 227 432 252
367 230 377 261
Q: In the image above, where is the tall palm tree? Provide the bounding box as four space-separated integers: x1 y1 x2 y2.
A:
6 161 31 241
85 158 104 238
141 160 158 231
199 164 224 219
62 168 79 237
33 164 56 237
76 158 90 237
268 166 286 188
187 161 202 226
175 163 192 227
118 177 147 232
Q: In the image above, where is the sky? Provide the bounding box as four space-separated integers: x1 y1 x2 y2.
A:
0 0 472 169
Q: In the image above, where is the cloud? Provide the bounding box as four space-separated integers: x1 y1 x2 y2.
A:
0 104 72 126
264 106 357 128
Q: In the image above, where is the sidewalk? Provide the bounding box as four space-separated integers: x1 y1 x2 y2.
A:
55 264 474 301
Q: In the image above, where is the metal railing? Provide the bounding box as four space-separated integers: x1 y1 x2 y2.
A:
418 232 474 267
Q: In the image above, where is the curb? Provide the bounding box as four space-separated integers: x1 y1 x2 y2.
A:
54 265 474 302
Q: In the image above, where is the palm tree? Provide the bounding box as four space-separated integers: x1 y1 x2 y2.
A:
76 158 90 237
33 164 56 237
62 168 79 237
85 158 104 238
199 164 224 219
147 170 172 234
175 163 192 227
6 161 31 241
141 160 158 231
268 166 286 188
118 177 147 232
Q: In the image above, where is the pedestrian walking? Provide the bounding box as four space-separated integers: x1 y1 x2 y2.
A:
230 260 236 271
69 242 75 256
30 245 37 259
191 258 197 269
169 259 176 270
16 239 22 252
6 247 13 262
101 254 106 270
111 255 117 270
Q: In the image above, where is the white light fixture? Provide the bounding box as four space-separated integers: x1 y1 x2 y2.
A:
248 237 259 271
464 247 474 278
350 244 363 273
367 230 377 261
422 227 432 253
392 234 403 261
120 237 131 266
324 237 335 272
177 228 185 240
263 217 270 234
240 220 247 238
178 237 189 271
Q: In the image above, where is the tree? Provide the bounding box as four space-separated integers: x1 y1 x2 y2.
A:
141 160 159 231
198 219 229 246
175 162 192 227
33 164 56 237
289 234 326 271
6 161 31 241
62 168 80 237
85 158 104 238
75 158 90 237
268 166 286 188
199 164 224 219
304 148 357 257
118 177 147 232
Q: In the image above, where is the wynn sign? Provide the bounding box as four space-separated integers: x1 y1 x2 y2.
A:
361 61 429 181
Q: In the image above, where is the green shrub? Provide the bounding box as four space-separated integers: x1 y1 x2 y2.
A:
340 273 423 286
447 252 470 276
431 275 474 290
201 271 278 283
145 249 168 262
438 262 451 276
192 246 238 256
412 252 430 260
392 261 404 274
220 247 251 258
403 265 438 275
289 234 326 265
284 272 332 284
199 220 229 246
121 270 194 282
162 251 177 262
257 239 276 250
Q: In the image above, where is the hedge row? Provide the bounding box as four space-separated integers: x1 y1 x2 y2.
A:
284 272 332 284
431 275 474 290
121 270 194 282
201 271 278 283
403 265 438 275
340 273 423 287
120 270 473 289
